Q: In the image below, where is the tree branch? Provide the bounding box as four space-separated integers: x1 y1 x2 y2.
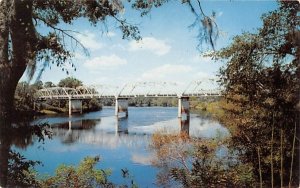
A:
34 16 89 56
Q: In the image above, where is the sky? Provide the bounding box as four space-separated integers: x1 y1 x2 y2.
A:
21 0 279 88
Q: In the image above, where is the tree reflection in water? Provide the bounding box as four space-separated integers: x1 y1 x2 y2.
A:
0 118 51 187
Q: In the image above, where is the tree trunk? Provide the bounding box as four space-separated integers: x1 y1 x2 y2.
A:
0 122 10 187
0 1 37 184
0 0 11 119
0 0 37 121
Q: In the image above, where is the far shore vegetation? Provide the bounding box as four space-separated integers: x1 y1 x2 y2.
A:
16 76 222 118
14 77 102 119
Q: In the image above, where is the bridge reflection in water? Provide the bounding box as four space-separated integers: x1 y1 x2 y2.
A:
49 116 191 147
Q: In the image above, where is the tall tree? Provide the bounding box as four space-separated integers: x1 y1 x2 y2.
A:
0 0 136 120
0 0 217 122
58 77 82 88
213 1 299 186
44 81 55 88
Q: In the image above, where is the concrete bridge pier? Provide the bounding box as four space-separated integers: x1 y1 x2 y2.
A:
115 98 129 118
178 96 190 119
68 98 83 115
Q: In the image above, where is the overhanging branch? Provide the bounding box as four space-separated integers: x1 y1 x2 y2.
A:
34 16 89 56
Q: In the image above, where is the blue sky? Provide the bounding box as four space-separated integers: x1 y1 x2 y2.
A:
22 0 278 88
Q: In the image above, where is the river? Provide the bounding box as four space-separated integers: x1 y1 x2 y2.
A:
15 107 228 187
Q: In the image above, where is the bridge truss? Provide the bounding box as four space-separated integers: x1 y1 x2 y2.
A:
35 80 222 100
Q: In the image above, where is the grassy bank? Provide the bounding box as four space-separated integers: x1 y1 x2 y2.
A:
190 98 225 120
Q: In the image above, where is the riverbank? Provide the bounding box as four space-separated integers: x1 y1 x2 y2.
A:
35 99 103 115
190 99 225 121
37 106 103 115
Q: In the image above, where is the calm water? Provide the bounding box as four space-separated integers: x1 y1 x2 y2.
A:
16 107 228 187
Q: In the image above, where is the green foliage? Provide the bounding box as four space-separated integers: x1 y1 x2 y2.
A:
8 150 41 187
41 156 114 188
192 99 225 119
44 81 56 88
128 97 177 107
58 77 83 88
40 156 139 188
212 1 299 186
83 97 102 112
14 82 36 113
14 80 68 116
32 80 44 90
14 81 44 118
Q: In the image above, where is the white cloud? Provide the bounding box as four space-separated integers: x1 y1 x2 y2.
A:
84 54 127 70
194 71 213 79
129 37 171 56
218 11 223 17
131 153 154 166
191 54 213 63
76 31 103 51
142 64 192 80
73 52 88 60
110 44 126 51
106 31 116 37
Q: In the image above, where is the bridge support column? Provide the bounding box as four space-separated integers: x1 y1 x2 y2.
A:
68 98 83 115
115 98 128 118
178 97 190 119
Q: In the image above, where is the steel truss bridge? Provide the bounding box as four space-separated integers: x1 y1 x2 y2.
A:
35 80 221 100
35 80 222 117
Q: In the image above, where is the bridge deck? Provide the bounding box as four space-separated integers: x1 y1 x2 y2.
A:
35 81 222 100
37 93 221 100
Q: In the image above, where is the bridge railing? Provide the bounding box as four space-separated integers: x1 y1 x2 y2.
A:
35 81 223 100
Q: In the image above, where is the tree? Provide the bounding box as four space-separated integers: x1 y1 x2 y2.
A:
0 0 218 121
58 77 83 88
213 1 299 186
14 82 36 116
171 140 255 187
31 80 44 90
86 97 102 112
44 81 56 88
41 156 114 187
151 131 255 187
150 132 192 186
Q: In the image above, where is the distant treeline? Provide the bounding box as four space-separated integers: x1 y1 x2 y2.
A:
14 77 102 116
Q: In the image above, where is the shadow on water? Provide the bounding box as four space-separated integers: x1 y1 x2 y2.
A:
0 118 51 187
